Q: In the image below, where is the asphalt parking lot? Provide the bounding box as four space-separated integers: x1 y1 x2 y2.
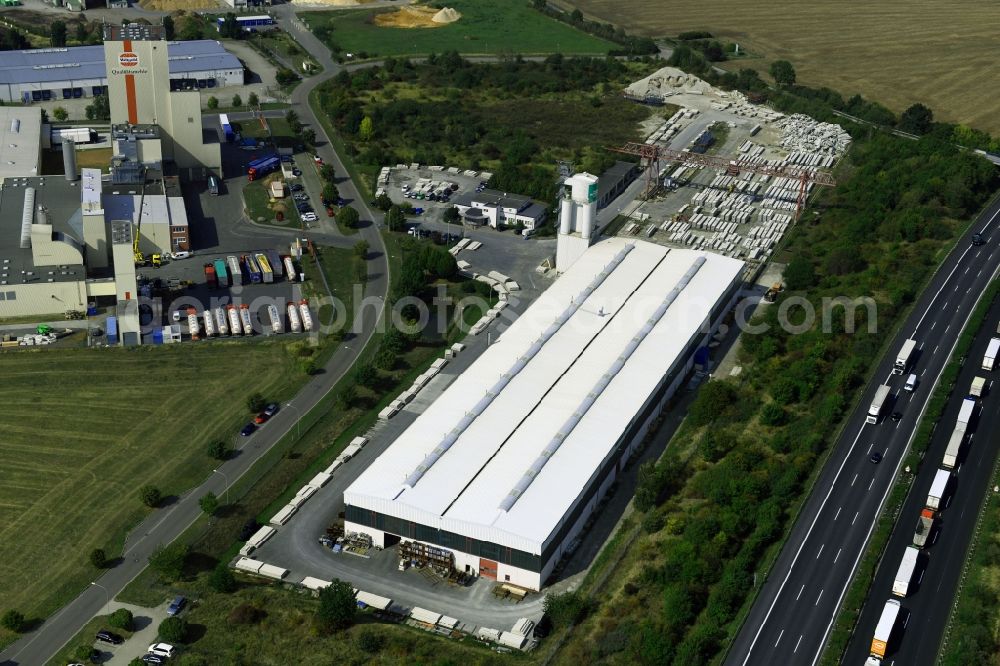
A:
384 166 491 225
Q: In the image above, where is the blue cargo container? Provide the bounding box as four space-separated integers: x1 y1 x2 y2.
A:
243 254 263 283
213 259 229 287
106 316 118 345
152 328 164 345
247 154 280 181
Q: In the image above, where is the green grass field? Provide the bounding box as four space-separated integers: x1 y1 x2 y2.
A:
0 344 303 647
301 0 615 58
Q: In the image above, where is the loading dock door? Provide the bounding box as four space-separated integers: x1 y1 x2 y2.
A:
479 558 498 580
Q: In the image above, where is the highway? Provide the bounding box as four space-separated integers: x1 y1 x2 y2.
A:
725 192 1000 666
0 10 386 666
842 294 1000 664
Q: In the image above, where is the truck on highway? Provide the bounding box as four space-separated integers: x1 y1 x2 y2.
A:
869 599 901 660
927 468 951 510
983 337 1000 371
892 546 920 598
255 252 274 283
243 254 262 284
213 259 229 287
894 338 917 374
247 154 280 181
913 508 935 548
867 384 892 424
971 376 987 397
204 263 218 289
227 255 242 286
943 397 976 469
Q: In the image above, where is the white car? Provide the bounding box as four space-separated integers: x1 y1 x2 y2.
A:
169 251 190 260
301 213 317 222
148 643 175 658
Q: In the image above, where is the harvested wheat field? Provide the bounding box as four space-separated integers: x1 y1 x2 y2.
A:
373 5 461 29
560 0 1000 133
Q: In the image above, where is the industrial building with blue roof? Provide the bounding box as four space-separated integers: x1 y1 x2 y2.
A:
0 40 244 103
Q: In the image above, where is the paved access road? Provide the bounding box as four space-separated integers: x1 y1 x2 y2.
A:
0 13 387 666
842 294 1000 665
725 193 1000 666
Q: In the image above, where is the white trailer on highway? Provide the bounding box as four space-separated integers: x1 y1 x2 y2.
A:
894 338 917 374
869 599 901 660
927 468 950 510
867 385 892 424
892 546 920 598
971 376 987 397
943 397 975 469
983 337 1000 371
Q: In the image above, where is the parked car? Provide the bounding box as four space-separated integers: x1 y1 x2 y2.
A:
326 207 335 217
169 251 190 260
292 168 302 177
254 412 269 425
148 643 176 658
240 423 256 437
312 155 323 165
141 654 166 664
96 630 124 645
290 183 304 192
302 212 318 222
167 595 186 616
264 403 280 417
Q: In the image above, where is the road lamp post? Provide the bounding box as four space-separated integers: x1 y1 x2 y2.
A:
91 581 109 616
286 402 301 440
213 468 229 506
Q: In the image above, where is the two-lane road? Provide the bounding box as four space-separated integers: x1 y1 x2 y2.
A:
726 192 1000 666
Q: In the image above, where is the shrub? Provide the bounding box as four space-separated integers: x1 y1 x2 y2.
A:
209 564 237 593
73 645 97 663
109 607 133 631
228 602 265 625
246 392 266 413
206 439 229 460
199 492 220 516
1 609 25 632
158 616 188 643
139 484 162 508
89 548 107 569
543 591 591 628
356 628 386 653
759 402 787 426
148 543 189 582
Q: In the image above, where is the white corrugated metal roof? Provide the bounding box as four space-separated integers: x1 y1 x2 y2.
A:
0 107 41 178
410 607 441 624
345 238 744 553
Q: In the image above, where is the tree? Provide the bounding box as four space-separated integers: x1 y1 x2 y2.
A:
246 392 266 412
74 645 98 663
247 92 259 107
759 402 787 426
543 591 591 628
319 164 336 182
315 579 356 633
443 206 461 225
162 15 175 41
570 8 583 21
322 183 339 204
219 13 239 39
1 609 25 633
354 363 378 388
206 439 229 460
89 548 107 569
769 60 796 87
75 22 86 44
334 385 357 410
207 96 219 110
109 608 133 631
208 563 237 593
52 107 68 122
148 543 189 582
275 68 299 86
231 93 242 108
199 491 220 516
353 240 370 259
373 193 392 211
337 206 360 230
359 116 374 141
285 109 299 129
899 103 934 135
85 94 110 121
784 255 817 290
385 205 406 232
302 127 317 146
687 381 736 427
158 616 188 643
50 21 67 47
139 484 162 508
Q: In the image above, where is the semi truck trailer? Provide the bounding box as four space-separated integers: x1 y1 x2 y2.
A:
971 376 986 397
255 252 273 283
983 337 1000 371
227 255 242 286
927 468 950 510
213 259 229 287
267 304 283 334
203 310 215 337
239 304 254 335
227 305 242 337
913 508 935 548
287 302 302 333
894 338 917 374
892 546 920 597
943 397 975 469
867 384 892 424
298 300 313 332
215 307 229 336
869 599 901 660
243 254 262 284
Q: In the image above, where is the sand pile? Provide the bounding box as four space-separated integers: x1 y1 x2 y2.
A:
626 66 713 98
432 7 461 24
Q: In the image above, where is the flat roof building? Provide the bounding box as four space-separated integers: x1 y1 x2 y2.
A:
0 40 244 104
452 188 547 230
0 107 42 179
344 238 745 590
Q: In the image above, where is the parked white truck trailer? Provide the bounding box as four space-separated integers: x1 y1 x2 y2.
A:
869 599 901 662
927 468 950 510
298 300 313 332
215 307 229 336
267 304 283 334
867 385 892 424
203 310 215 337
287 302 302 333
892 546 920 597
943 397 975 469
983 337 1000 371
894 338 917 374
239 304 254 335
227 305 242 337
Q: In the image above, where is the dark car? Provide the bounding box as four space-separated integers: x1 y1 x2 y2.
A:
869 452 883 464
290 183 304 192
890 411 903 422
96 630 124 645
264 403 280 417
167 595 187 616
972 233 986 246
240 423 256 437
141 654 165 665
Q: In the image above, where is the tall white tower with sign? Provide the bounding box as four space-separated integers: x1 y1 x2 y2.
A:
556 172 599 272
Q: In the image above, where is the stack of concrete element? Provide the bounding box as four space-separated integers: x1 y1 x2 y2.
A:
234 557 288 580
777 114 852 155
240 526 276 556
625 66 713 100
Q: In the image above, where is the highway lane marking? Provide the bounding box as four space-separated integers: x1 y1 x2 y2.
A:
978 269 983 277
834 548 842 563
934 345 940 355
945 324 951 334
775 629 784 647
852 511 859 525
816 544 824 559
738 425 868 665
930 321 936 330
918 569 925 584
868 478 875 491
852 473 858 486
867 442 874 454
815 589 824 606
796 585 804 601
965 266 970 274
834 506 842 521
794 635 803 653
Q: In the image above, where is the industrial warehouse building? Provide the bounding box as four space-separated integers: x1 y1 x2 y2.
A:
0 107 42 179
0 40 244 104
452 189 547 230
344 238 745 590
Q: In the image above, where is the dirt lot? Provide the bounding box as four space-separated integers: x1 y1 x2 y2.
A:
557 0 1000 134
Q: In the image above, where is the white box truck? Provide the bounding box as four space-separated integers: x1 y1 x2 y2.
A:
892 546 920 597
971 376 986 397
943 397 975 468
894 338 917 374
927 468 950 510
983 337 1000 371
867 385 892 424
869 599 901 660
